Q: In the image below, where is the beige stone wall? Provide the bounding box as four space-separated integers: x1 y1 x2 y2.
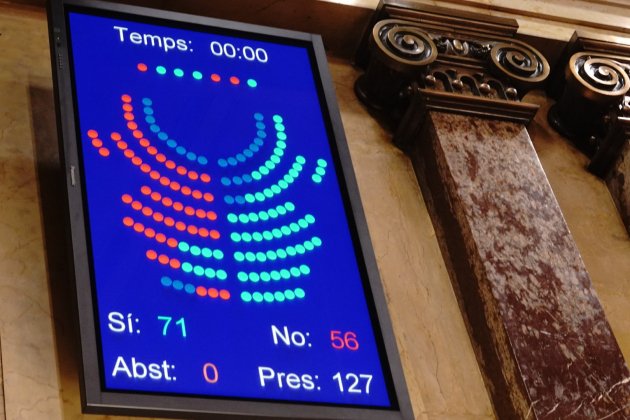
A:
0 2 629 420
608 142 630 237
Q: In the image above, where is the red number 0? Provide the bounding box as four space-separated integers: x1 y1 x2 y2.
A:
203 362 219 384
330 330 359 351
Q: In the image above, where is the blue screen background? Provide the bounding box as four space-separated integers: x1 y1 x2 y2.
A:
68 10 392 407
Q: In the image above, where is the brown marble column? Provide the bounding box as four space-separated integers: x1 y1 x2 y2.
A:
409 111 630 419
356 3 630 418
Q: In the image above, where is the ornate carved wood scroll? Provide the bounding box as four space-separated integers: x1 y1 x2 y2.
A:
354 1 549 150
548 33 630 177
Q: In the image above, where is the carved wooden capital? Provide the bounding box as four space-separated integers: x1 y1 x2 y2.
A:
354 1 549 151
548 33 630 177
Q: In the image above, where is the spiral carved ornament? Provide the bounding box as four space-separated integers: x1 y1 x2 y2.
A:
372 19 437 73
569 52 630 102
489 42 550 88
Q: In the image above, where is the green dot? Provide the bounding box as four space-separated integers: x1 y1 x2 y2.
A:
266 250 277 260
275 123 285 132
238 272 248 282
290 267 301 277
202 248 212 258
205 267 215 278
285 202 295 211
255 192 265 201
249 213 260 222
274 148 284 156
213 250 224 260
259 211 270 221
279 226 290 236
227 214 238 223
246 252 256 262
294 155 305 164
304 241 314 251
300 265 310 275
316 167 326 176
289 169 299 178
274 291 286 302
273 115 283 123
263 189 273 198
271 229 282 238
217 270 227 280
277 132 287 140
194 265 205 276
312 174 322 183
312 237 322 247
259 167 270 176
156 65 166 75
265 161 275 170
242 232 252 242
286 246 296 256
270 155 281 164
294 288 306 299
261 272 271 282
182 262 193 273
271 271 281 281
305 214 315 224
263 231 274 240
249 272 260 282
317 159 327 167
284 289 295 300
280 269 291 279
231 232 241 242
277 249 287 259
174 68 184 77
277 141 287 149
256 252 267 262
253 232 263 242
247 78 258 88
298 219 308 228
263 292 274 303
193 70 203 80
252 292 264 303
284 175 293 184
252 171 262 180
241 291 252 302
161 276 172 286
271 185 281 194
245 194 256 203
178 241 190 252
268 209 279 218
234 252 245 262
190 246 201 256
185 283 195 294
290 223 300 232
239 214 249 223
295 245 306 254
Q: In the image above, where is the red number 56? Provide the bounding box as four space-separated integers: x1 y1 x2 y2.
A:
330 330 359 351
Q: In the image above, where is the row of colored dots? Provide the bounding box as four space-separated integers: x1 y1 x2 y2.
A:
217 113 266 168
160 276 231 300
237 265 310 283
221 140 285 185
230 215 315 243
146 249 181 269
226 202 296 224
86 130 110 157
139 186 217 222
241 288 305 303
120 97 212 178
122 215 179 248
122 194 220 239
233 237 322 263
107 125 213 203
177 241 224 260
224 156 305 205
139 62 257 88
312 158 328 184
181 260 227 280
139 96 209 166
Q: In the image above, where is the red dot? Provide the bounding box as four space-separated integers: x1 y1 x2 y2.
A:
195 209 206 218
133 130 143 139
175 221 186 231
153 213 164 223
164 217 175 227
87 129 98 139
110 132 121 141
181 186 192 196
144 228 156 238
133 222 144 233
169 258 181 269
156 153 166 163
200 173 211 183
146 250 158 260
151 192 161 201
139 138 150 147
203 192 214 202
219 290 230 300
131 156 142 166
149 171 160 180
127 121 138 130
147 146 157 155
184 206 195 216
155 233 166 242
211 74 221 82
198 228 209 238
173 202 184 211
208 288 219 298
117 141 128 150
188 171 199 180
121 94 132 103
207 211 217 221
124 149 135 158
230 76 240 85
176 166 187 175
192 190 202 200
137 63 148 72
196 286 208 297
170 182 181 191
122 216 134 226
131 201 142 211
165 160 176 169
141 206 153 217
167 238 178 248
122 103 133 112
91 139 103 148
158 254 169 265
121 194 133 204
162 197 173 207
124 112 134 121
209 230 220 240
159 177 170 186
140 164 151 173
187 225 198 235
98 148 110 157
140 186 151 195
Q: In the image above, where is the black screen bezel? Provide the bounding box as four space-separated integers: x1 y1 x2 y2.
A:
48 0 413 418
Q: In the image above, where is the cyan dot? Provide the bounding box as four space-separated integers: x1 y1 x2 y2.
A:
263 231 274 240
221 177 231 186
197 156 208 165
259 167 270 176
156 66 166 75
263 189 273 198
173 280 184 290
241 232 252 241
145 116 156 124
173 68 184 77
249 272 260 282
255 192 265 202
193 266 204 276
182 262 193 273
261 272 271 282
277 205 287 215
296 156 306 164
218 158 228 167
190 246 201 256
242 174 253 183
256 252 267 262
295 245 306 254
254 112 264 121
281 226 291 235
202 248 212 258
235 196 246 204
312 237 322 247
270 155 281 164
238 213 249 224
290 267 300 277
184 283 195 294
285 202 295 211
277 132 287 140
166 139 177 148
246 252 256 262
227 157 238 166
256 122 266 130
305 214 315 223
259 211 269 221
252 232 263 242
290 223 299 232
268 209 278 218
224 195 235 204
275 123 285 132
271 271 281 281
266 250 277 260
249 212 259 222
231 232 241 242
277 249 287 259
144 107 154 115
257 130 266 138
274 148 284 156
150 124 160 133
158 132 168 140
227 213 238 223
176 146 186 155
142 98 153 106
233 176 243 185
236 154 246 162
254 138 264 146
298 219 308 228
243 149 254 158
247 78 258 88
249 144 260 152
252 171 262 181
280 269 291 279
161 276 172 286
245 194 255 203
186 151 197 161
304 241 314 251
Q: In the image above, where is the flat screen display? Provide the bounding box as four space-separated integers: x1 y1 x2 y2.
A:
50 1 410 417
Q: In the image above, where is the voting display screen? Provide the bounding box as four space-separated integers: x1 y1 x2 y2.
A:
51 1 410 417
